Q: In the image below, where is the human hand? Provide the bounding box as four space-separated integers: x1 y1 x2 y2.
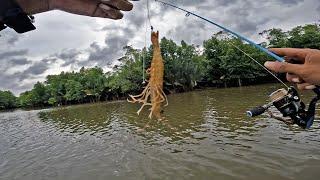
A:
264 48 320 90
16 0 133 20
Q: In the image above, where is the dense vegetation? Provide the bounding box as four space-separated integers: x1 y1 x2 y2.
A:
1 23 319 110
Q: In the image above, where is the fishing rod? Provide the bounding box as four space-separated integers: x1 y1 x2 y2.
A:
155 0 284 62
154 0 320 129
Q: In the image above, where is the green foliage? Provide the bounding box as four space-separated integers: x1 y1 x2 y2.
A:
288 24 320 49
0 23 318 110
0 90 17 110
204 36 269 86
31 82 49 106
64 80 84 102
48 97 57 106
18 91 33 107
161 38 203 91
106 46 145 95
81 67 106 102
260 28 288 48
261 23 320 49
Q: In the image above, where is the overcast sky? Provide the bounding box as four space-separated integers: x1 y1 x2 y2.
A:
0 0 319 95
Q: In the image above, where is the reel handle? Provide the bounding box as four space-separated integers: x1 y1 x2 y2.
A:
313 86 320 96
246 106 267 117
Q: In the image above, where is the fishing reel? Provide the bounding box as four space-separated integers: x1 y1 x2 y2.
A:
247 86 320 129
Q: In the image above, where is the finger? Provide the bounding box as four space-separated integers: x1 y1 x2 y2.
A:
93 5 123 19
264 61 303 74
101 0 133 11
286 73 302 83
269 48 310 61
297 83 316 90
98 4 123 19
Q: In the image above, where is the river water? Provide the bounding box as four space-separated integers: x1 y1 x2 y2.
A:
1 84 320 180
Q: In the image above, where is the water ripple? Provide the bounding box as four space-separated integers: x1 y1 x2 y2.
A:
1 84 320 179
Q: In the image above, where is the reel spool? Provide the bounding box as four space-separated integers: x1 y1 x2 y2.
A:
247 87 319 129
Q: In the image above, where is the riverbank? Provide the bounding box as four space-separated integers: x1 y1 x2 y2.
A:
1 81 283 113
1 23 319 111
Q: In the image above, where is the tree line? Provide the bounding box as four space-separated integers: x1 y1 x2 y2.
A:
1 23 319 110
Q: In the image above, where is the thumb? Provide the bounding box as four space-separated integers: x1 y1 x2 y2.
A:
264 61 302 74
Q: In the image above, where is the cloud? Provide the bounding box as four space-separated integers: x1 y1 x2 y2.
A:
0 49 31 75
55 49 81 67
87 24 137 67
0 50 28 59
0 0 319 95
0 29 21 45
24 61 49 76
0 73 32 94
278 0 303 6
9 58 31 65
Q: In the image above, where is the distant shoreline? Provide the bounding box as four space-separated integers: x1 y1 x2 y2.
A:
0 82 282 113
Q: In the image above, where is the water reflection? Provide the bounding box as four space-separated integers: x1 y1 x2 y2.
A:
39 83 304 144
3 84 320 179
40 103 118 135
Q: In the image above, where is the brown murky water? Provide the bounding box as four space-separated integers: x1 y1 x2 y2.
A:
1 84 320 180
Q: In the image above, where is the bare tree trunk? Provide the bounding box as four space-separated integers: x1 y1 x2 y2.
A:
238 78 242 87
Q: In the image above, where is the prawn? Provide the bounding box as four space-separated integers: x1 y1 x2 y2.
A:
128 31 168 119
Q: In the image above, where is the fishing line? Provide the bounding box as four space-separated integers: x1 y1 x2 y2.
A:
154 0 285 62
142 0 153 84
153 0 289 87
229 42 289 88
142 4 147 84
147 0 153 29
142 0 156 84
135 0 320 128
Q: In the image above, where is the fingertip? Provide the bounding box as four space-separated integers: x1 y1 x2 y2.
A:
306 85 316 90
264 61 274 68
101 0 133 11
286 73 300 83
125 2 134 11
99 4 123 19
297 83 316 90
291 78 301 83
